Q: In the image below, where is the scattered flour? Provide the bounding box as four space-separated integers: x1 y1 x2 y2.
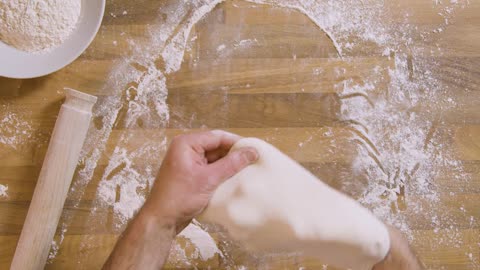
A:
51 0 473 268
97 146 159 224
0 184 7 197
47 228 66 261
233 38 259 48
0 107 34 153
0 0 81 52
0 112 31 146
48 240 59 260
178 222 223 260
216 44 227 52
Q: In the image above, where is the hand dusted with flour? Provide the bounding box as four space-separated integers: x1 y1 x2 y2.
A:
0 0 81 52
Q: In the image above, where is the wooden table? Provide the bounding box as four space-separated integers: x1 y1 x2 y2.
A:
0 0 479 269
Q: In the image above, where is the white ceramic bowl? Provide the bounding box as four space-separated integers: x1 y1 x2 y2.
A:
0 0 106 79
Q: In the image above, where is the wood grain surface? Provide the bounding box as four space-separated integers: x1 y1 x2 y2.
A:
0 0 479 269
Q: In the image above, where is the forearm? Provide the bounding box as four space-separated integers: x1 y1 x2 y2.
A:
103 209 176 270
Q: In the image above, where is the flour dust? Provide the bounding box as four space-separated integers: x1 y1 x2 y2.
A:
0 104 34 152
51 0 477 268
0 184 7 198
0 103 39 199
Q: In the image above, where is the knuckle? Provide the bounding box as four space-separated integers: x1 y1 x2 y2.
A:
210 129 223 136
171 134 186 145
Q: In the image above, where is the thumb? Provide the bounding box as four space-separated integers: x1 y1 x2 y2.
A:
206 147 258 188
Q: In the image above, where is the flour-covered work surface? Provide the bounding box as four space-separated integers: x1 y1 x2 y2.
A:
0 0 479 269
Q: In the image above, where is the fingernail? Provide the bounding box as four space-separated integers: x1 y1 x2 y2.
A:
243 148 259 163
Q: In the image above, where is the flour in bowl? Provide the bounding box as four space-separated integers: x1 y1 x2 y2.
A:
0 0 81 53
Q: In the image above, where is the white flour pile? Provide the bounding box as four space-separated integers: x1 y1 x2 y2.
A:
0 0 81 52
50 0 476 268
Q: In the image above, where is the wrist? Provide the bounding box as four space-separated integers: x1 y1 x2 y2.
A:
137 204 177 231
103 204 177 270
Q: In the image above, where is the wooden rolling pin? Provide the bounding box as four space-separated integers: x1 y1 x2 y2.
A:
10 88 97 270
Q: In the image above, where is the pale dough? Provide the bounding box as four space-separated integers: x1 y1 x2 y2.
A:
198 138 390 270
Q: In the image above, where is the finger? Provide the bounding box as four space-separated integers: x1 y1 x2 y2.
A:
205 147 259 188
205 147 230 163
186 130 242 153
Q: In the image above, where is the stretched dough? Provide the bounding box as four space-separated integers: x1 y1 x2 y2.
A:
199 138 390 270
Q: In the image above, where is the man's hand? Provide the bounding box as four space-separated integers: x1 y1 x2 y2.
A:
142 130 258 232
103 130 258 270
